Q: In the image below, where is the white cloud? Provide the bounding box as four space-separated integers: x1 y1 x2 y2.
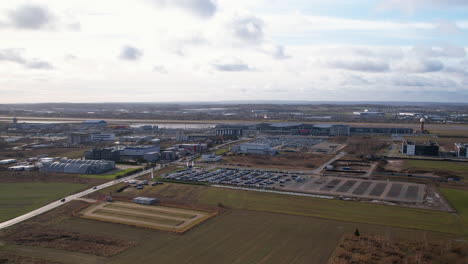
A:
0 0 466 103
327 59 390 72
7 4 52 30
378 0 468 14
434 20 462 35
410 45 466 58
153 65 168 74
0 48 53 70
26 60 53 69
229 14 264 44
119 46 143 61
392 59 445 73
150 0 217 18
212 59 255 72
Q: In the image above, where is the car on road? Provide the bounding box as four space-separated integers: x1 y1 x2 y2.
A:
61 198 66 202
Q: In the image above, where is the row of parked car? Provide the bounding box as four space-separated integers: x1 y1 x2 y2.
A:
124 180 164 190
163 168 304 189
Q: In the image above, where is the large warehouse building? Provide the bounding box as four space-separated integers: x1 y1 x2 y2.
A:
39 159 115 174
215 123 413 137
232 143 278 156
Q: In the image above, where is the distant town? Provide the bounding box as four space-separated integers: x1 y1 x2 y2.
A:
1 102 468 263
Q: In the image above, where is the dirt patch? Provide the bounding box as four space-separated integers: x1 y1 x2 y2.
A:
1 229 134 257
224 153 332 170
380 159 405 172
328 233 468 264
0 252 61 264
0 201 135 258
344 137 389 159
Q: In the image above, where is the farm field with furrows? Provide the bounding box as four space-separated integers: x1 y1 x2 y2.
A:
50 209 453 264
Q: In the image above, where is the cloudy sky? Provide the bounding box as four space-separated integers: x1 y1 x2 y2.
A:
0 0 467 103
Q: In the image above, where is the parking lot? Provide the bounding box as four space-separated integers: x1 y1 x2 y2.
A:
163 168 426 203
163 168 305 189
284 176 426 203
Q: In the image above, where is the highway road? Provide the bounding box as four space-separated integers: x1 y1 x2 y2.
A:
0 167 157 230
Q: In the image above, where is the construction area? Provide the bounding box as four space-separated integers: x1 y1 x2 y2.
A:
283 176 426 203
322 160 377 178
81 201 216 233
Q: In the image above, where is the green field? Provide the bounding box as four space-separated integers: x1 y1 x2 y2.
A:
404 160 468 177
80 168 141 179
440 188 468 234
213 148 229 155
0 182 86 222
199 187 463 235
109 183 465 235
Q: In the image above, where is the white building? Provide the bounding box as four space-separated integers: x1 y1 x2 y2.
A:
119 136 153 143
233 143 278 156
120 145 160 158
201 154 222 162
0 159 17 165
402 141 416 155
455 143 468 158
353 110 385 116
91 133 116 141
8 165 35 171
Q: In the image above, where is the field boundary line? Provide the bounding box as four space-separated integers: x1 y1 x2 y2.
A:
211 185 335 199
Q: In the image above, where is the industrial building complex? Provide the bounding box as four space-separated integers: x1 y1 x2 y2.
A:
39 159 115 174
215 123 414 137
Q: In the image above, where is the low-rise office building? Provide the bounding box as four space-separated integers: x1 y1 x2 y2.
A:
120 145 160 160
82 120 107 126
91 133 116 141
85 148 121 161
176 144 207 153
351 127 413 135
68 133 92 145
232 143 278 156
402 140 439 156
143 151 160 162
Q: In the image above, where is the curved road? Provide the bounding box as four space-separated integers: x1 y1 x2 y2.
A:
0 167 157 230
